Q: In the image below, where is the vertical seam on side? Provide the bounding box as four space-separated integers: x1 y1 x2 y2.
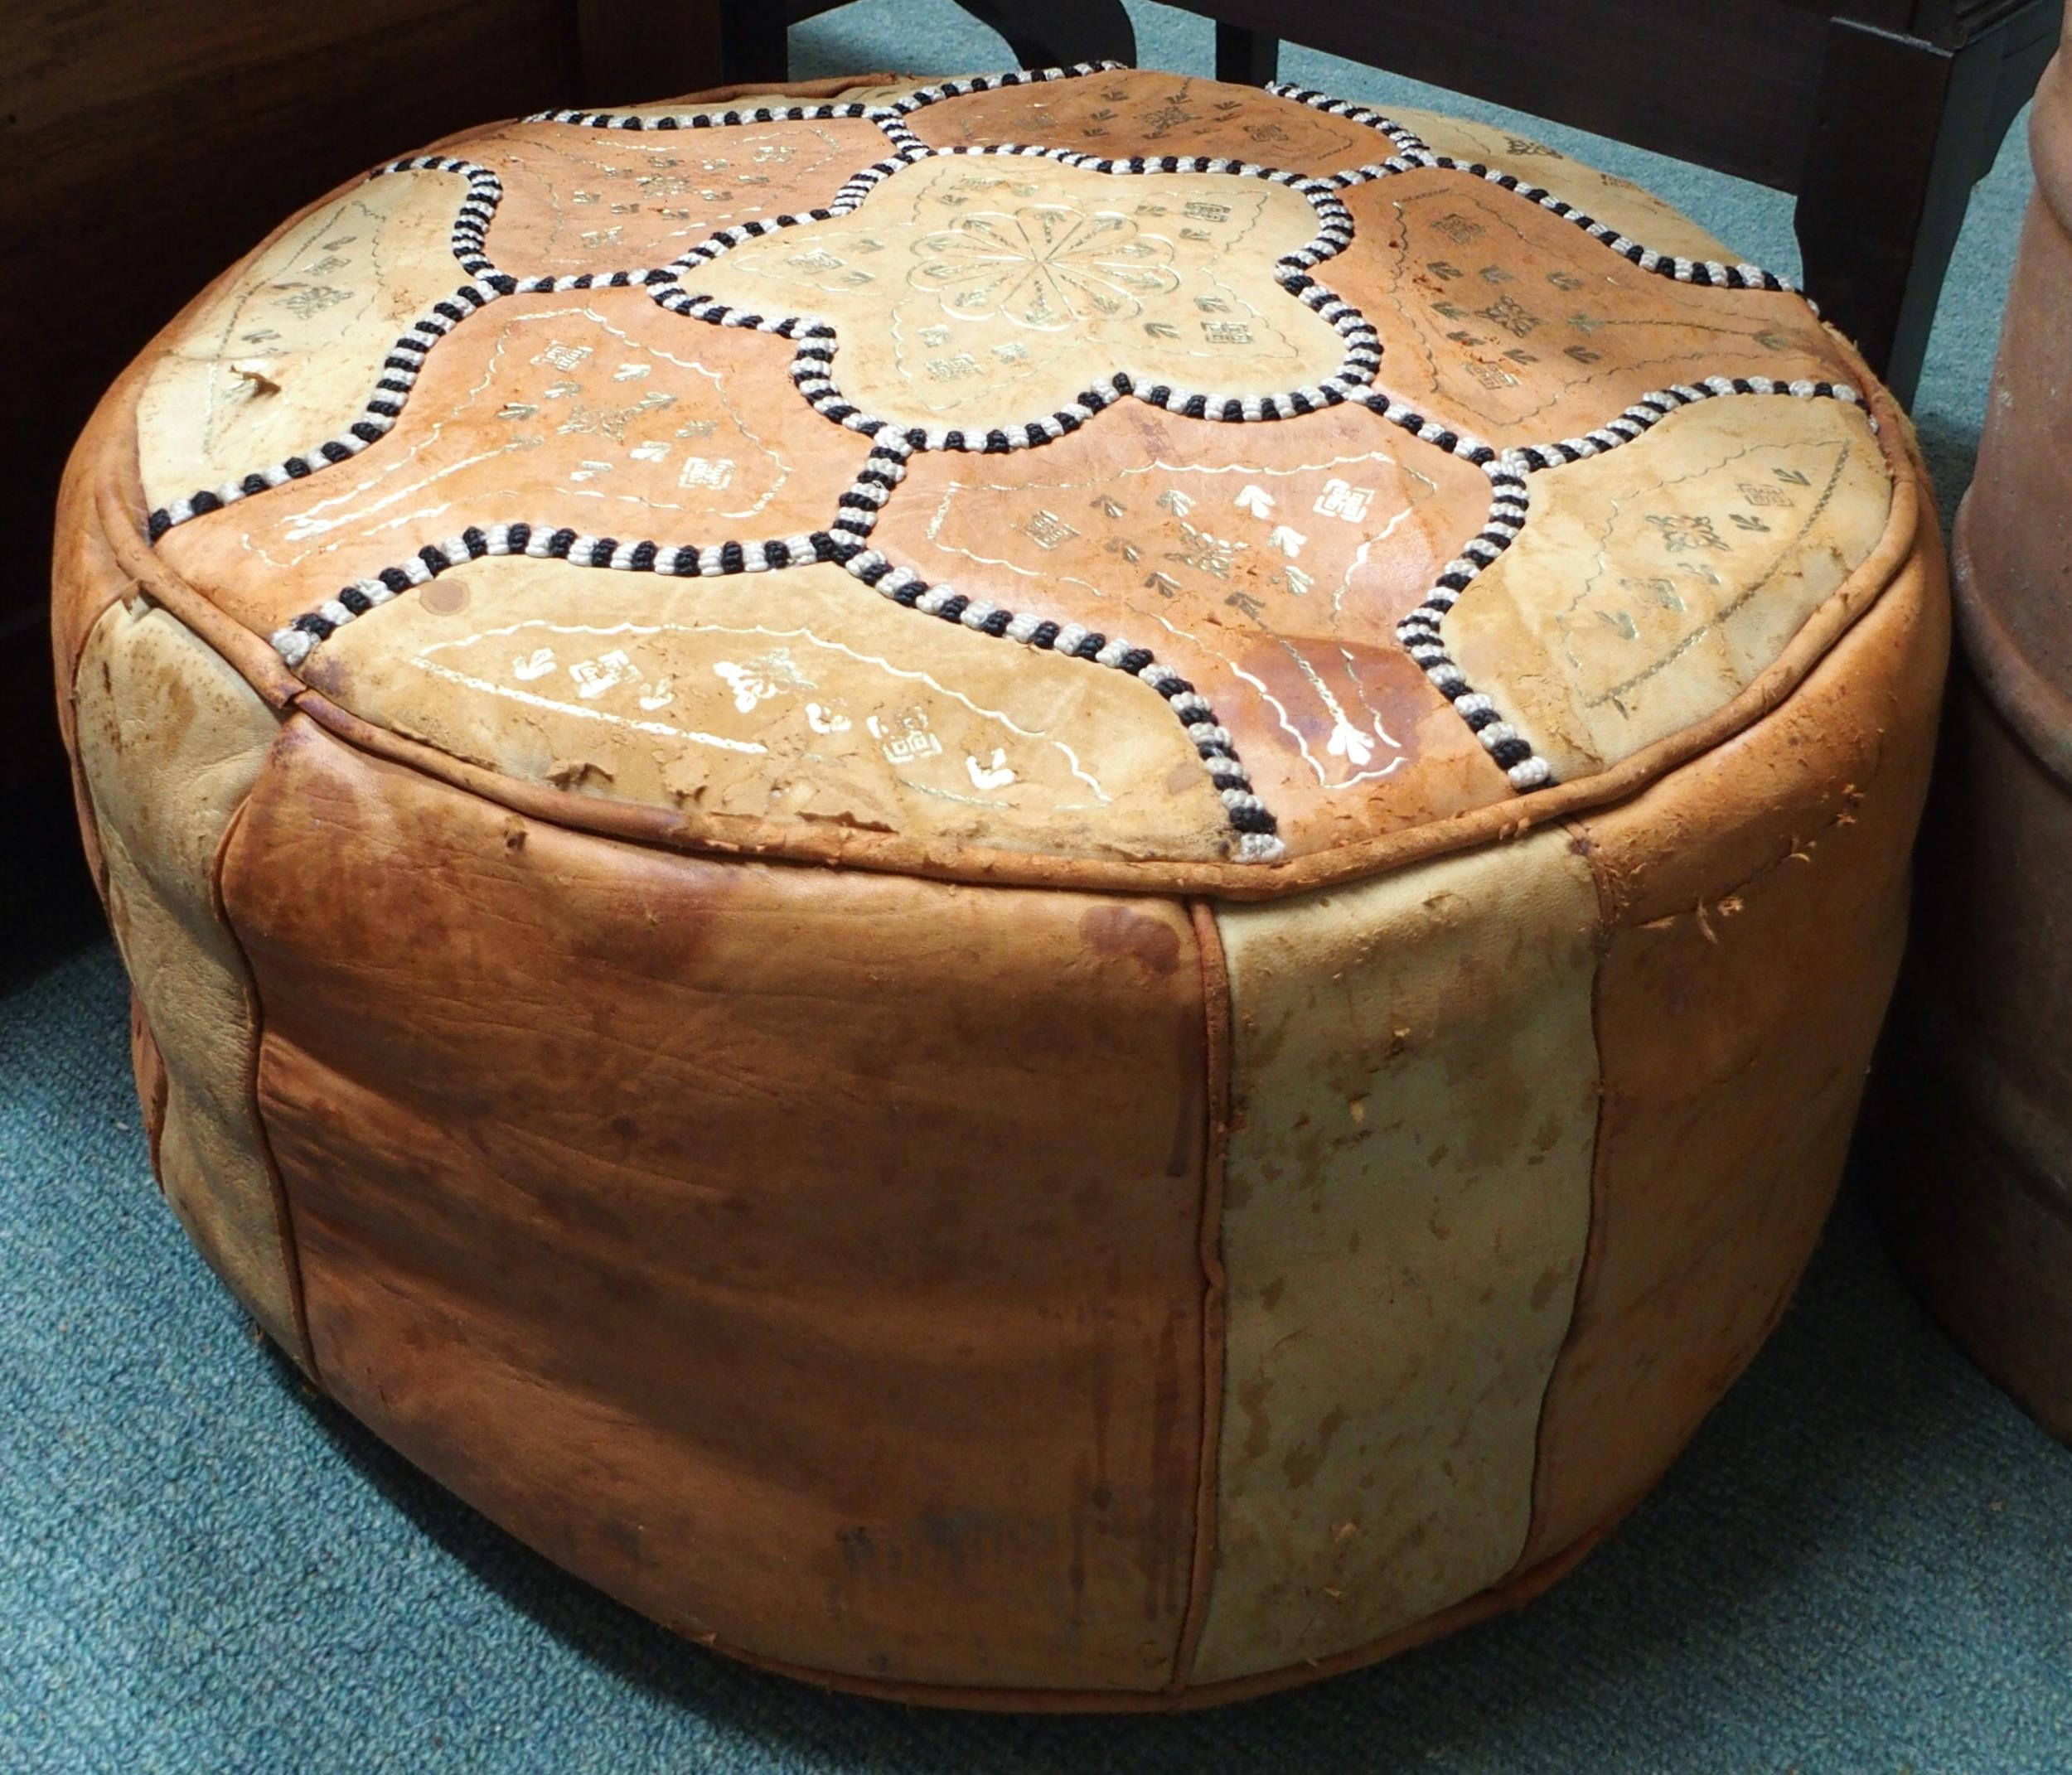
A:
1509 819 1613 1579
1169 896 1232 1692
212 759 326 1390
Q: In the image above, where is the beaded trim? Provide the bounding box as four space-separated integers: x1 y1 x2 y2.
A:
1393 376 1866 792
646 143 1376 449
144 155 678 540
1268 83 1797 294
265 437 1285 861
157 60 1874 858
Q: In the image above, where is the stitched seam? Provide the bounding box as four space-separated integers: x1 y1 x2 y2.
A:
1171 897 1232 1688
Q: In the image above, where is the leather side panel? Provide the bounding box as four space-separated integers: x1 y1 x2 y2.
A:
1522 515 1948 1566
71 601 304 1359
220 718 1211 1691
1193 827 1600 1682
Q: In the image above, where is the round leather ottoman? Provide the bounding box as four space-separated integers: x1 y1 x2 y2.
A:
56 64 1946 1708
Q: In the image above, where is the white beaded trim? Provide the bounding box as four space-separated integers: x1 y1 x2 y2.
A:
264 423 1285 863
646 140 1377 448
1394 376 1866 791
1269 83 1798 295
157 61 1874 860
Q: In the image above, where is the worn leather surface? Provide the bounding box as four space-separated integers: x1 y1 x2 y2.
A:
124 65 1903 888
56 64 1949 1707
220 715 1212 1691
296 556 1229 858
1380 107 1736 264
70 600 306 1363
1521 506 1947 1566
1197 827 1600 1682
1448 393 1892 779
160 293 875 635
872 399 1508 859
135 169 473 515
1327 170 1854 448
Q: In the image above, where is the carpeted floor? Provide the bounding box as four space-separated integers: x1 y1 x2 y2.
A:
6 5 2068 1771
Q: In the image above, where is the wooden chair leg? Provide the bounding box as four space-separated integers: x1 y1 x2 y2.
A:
719 0 790 85
1794 14 2036 404
952 0 1137 69
1216 23 1280 85
578 0 733 103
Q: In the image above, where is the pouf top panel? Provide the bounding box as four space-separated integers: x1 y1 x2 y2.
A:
135 64 1904 892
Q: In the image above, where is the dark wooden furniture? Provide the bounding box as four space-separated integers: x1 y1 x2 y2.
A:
5 0 730 962
754 0 2059 408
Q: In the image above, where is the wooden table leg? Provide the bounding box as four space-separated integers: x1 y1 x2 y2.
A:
1796 9 2054 405
1216 23 1280 85
719 0 791 86
578 0 731 102
955 0 1137 68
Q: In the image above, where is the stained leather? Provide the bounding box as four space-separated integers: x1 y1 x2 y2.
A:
109 66 1908 888
1520 498 1947 1566
1196 827 1600 1682
56 64 1949 1707
70 600 306 1363
221 716 1213 1691
1447 392 1892 777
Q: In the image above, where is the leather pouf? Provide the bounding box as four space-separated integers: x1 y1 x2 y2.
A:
55 65 1947 1708
1878 11 2072 1444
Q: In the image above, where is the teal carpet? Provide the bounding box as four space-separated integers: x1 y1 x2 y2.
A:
7 5 2067 1769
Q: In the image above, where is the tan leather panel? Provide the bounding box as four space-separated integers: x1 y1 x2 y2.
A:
1333 169 1851 445
298 556 1231 858
136 167 473 511
1383 107 1736 264
908 70 1387 172
476 116 895 277
221 718 1213 1690
158 290 869 636
131 995 170 1175
1449 394 1891 779
1522 514 1948 1569
876 399 1508 854
604 75 913 115
1193 826 1600 1682
690 155 1349 428
70 601 303 1361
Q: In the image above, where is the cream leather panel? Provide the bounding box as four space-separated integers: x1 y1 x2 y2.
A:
302 556 1232 858
138 168 474 513
72 602 301 1357
157 292 869 639
476 117 896 278
1384 107 1737 264
1193 826 1600 1681
690 154 1349 428
1448 394 1892 781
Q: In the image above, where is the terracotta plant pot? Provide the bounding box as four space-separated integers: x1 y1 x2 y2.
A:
1879 14 2072 1444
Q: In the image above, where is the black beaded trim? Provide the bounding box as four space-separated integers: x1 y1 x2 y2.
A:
268 520 851 670
646 140 1378 452
264 487 1282 864
1269 83 1798 293
882 61 1130 116
145 156 683 540
1393 375 1867 794
821 536 1285 861
529 100 883 129
521 61 1130 143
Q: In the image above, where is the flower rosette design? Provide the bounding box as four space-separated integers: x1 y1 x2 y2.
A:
908 205 1179 329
